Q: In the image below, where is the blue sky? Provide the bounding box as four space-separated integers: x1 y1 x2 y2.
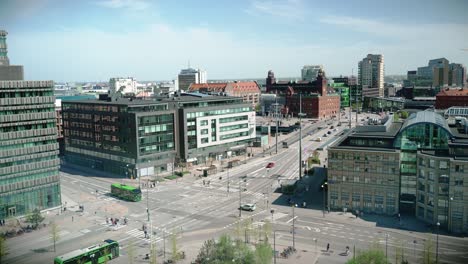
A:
1 0 468 82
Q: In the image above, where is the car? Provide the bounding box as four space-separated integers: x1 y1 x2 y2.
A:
240 204 256 211
333 128 337 132
330 126 334 129
323 133 328 137
266 162 275 168
327 131 332 134
316 137 322 142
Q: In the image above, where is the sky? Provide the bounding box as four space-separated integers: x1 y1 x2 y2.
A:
1 0 468 82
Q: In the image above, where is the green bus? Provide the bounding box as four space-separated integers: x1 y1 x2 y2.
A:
110 183 142 202
54 239 119 264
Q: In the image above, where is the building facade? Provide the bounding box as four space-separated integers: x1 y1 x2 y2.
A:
301 65 323 81
62 96 177 178
178 68 207 91
435 88 468 109
358 54 384 97
266 70 340 119
0 30 23 80
175 94 255 164
409 58 466 88
188 81 261 107
0 80 61 219
109 77 137 95
328 111 468 233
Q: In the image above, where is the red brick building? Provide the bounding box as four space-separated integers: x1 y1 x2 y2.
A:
189 81 261 107
266 70 340 119
435 88 468 109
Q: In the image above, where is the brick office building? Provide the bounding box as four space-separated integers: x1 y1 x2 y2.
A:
266 69 340 119
435 88 468 109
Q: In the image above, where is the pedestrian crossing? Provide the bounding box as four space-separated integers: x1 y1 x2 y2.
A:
126 228 157 243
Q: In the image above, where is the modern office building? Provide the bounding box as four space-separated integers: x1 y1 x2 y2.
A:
174 93 255 164
330 81 350 108
435 88 468 109
0 80 61 219
358 54 384 97
178 68 207 91
188 81 261 107
362 97 405 112
301 65 323 81
266 70 340 119
328 111 468 233
0 30 23 80
62 93 255 176
408 58 466 88
62 95 177 178
449 63 467 87
109 77 137 95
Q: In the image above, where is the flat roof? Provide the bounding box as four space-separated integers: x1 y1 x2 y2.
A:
351 122 403 138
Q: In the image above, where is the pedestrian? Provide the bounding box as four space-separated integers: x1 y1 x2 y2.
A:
144 230 148 238
203 180 205 185
106 217 109 224
72 216 74 222
0 219 2 226
326 243 330 252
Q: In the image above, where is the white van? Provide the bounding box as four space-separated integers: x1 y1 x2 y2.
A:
316 137 322 142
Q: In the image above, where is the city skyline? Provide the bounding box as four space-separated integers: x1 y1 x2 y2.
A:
1 0 468 82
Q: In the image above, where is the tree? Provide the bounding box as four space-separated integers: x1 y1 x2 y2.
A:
346 246 390 264
50 221 60 252
195 234 255 264
254 241 273 264
149 240 158 264
0 235 8 263
26 209 45 229
170 229 180 262
421 238 435 264
400 111 409 119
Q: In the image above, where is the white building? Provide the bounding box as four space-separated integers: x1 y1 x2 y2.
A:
110 77 137 95
358 54 384 97
301 65 323 81
178 68 207 91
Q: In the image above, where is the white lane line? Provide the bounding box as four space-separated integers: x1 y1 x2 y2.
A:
286 216 298 224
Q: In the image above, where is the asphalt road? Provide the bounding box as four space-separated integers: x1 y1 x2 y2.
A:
4 112 468 264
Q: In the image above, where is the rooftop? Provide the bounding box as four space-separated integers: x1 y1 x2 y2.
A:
437 88 468 96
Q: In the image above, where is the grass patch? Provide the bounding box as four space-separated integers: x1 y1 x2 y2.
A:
164 175 179 180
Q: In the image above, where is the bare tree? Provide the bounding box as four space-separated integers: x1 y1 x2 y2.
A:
0 235 8 263
50 221 60 252
171 229 180 262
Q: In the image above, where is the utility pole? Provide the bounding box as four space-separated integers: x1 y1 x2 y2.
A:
273 230 277 264
239 180 242 218
146 179 150 221
298 94 305 180
292 204 297 250
227 166 230 195
275 97 279 154
436 222 440 264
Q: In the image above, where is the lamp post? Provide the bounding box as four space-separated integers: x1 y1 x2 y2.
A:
239 179 246 218
227 166 230 195
448 197 453 232
298 94 306 180
321 182 327 217
273 230 277 264
274 97 279 155
292 204 297 250
146 179 150 221
436 222 440 264
385 233 388 260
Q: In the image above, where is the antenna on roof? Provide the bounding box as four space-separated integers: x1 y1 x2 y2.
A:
188 60 191 69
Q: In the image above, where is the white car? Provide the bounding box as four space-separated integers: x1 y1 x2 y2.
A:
240 204 256 211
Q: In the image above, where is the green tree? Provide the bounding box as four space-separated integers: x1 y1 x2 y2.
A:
346 246 390 264
25 209 45 229
255 103 261 112
195 234 255 264
170 229 180 262
254 241 273 264
50 221 60 252
0 235 8 263
400 111 409 119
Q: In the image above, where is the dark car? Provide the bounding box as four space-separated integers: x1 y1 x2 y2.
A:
327 131 332 134
266 162 275 168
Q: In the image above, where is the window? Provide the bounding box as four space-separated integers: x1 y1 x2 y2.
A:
201 138 209 144
429 159 435 168
201 129 209 135
200 120 208 126
439 161 448 170
428 172 434 181
342 176 347 182
455 165 464 172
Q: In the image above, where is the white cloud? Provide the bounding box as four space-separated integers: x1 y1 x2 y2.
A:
96 0 150 11
245 0 306 20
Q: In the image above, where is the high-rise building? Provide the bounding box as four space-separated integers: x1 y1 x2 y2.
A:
177 68 207 91
1 30 60 219
109 77 137 95
0 30 23 80
301 65 323 81
449 63 467 87
358 54 384 97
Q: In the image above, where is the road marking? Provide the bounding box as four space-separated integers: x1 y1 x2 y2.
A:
306 226 311 231
286 216 298 224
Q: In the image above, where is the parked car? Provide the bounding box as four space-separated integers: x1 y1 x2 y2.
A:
327 131 332 134
240 204 256 211
266 162 275 168
323 134 328 137
316 137 322 142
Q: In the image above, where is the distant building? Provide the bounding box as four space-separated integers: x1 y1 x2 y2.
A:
178 68 207 91
301 65 323 81
358 54 384 97
330 79 350 108
435 88 468 109
266 70 340 119
189 81 261 107
110 77 137 95
0 30 23 80
409 58 466 88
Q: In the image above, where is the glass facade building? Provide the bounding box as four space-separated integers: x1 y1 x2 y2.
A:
0 80 61 219
328 111 468 233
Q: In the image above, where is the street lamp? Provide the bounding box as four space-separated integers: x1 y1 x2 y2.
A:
292 204 297 250
321 182 328 217
298 94 306 180
385 233 389 260
227 166 230 195
448 197 453 232
239 179 247 218
273 230 277 264
436 222 440 264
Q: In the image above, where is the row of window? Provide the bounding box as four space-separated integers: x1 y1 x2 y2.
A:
62 104 120 112
0 122 55 133
0 91 53 98
0 107 55 116
186 108 250 119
